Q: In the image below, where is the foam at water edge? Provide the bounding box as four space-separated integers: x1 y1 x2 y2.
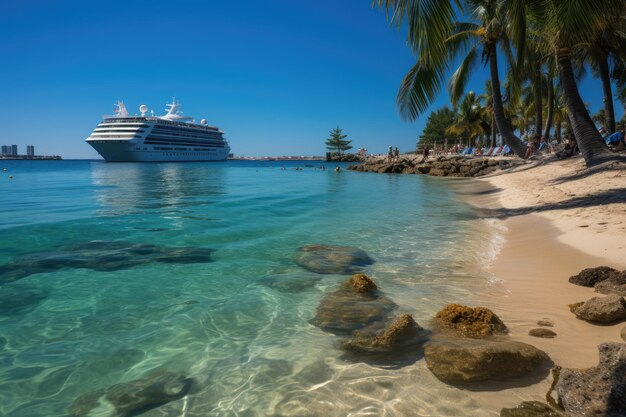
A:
479 217 508 286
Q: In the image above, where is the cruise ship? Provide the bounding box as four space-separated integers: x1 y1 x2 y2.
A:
86 99 231 162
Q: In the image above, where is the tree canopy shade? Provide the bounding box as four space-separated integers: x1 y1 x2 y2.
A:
374 0 626 167
325 127 353 155
419 107 456 147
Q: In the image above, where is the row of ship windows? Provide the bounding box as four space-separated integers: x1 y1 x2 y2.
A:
151 130 223 140
98 124 151 128
93 129 146 133
144 141 225 148
152 124 219 133
152 147 218 151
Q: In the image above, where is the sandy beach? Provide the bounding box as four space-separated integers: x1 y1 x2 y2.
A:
467 156 626 368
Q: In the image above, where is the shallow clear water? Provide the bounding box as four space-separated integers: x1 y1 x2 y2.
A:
0 160 501 417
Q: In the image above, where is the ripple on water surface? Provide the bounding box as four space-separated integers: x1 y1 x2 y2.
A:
0 160 505 416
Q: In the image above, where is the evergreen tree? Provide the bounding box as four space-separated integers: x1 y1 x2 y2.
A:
325 127 352 155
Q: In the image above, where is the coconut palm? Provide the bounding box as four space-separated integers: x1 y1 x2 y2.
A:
375 0 528 158
446 91 490 145
529 0 623 166
577 13 626 134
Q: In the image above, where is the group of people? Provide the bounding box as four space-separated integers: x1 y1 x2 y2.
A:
387 146 401 161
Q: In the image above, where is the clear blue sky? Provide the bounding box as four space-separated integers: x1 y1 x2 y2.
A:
1 0 623 158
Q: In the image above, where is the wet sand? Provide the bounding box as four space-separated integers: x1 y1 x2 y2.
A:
463 156 626 367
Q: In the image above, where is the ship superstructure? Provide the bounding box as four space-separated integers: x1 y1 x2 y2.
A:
86 99 231 162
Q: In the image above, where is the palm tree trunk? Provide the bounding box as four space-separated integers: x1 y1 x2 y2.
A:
555 121 561 142
543 80 554 139
557 48 614 167
534 60 542 136
598 49 616 133
489 45 527 158
491 113 497 147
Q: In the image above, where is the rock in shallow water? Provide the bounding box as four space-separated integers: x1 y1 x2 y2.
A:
0 241 215 284
341 313 423 354
500 401 566 417
434 304 508 338
569 266 619 287
294 244 374 275
257 271 322 293
424 338 550 383
69 370 193 417
536 319 554 327
311 275 396 335
570 294 626 323
555 342 626 417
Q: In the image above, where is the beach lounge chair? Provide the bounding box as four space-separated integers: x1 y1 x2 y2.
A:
486 147 495 156
460 147 469 155
482 147 493 156
502 145 511 155
492 146 504 156
537 142 546 151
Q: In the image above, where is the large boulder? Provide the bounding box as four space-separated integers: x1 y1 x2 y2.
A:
569 266 619 287
500 401 566 417
570 295 626 323
345 273 377 294
594 270 626 296
555 342 626 417
433 304 508 338
341 313 423 354
294 244 374 275
311 275 396 335
424 338 550 383
69 370 193 417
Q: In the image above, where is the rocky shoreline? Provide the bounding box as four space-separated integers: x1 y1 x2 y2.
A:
347 154 525 177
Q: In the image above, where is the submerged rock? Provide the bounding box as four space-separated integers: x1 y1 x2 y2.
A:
311 276 396 335
433 304 508 338
341 313 423 354
570 295 626 323
69 370 193 417
555 342 626 417
500 401 565 417
257 271 322 293
569 266 619 287
0 285 47 315
536 319 554 327
529 328 557 338
0 242 215 284
294 244 374 275
424 338 550 383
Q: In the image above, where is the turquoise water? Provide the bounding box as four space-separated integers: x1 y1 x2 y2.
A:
0 160 500 416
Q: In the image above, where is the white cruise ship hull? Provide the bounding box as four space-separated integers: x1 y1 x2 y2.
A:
86 113 231 162
88 140 230 162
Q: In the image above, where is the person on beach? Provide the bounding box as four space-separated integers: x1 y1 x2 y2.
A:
394 147 400 160
525 135 541 158
388 146 394 161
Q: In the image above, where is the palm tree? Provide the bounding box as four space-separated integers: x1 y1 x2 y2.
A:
530 0 623 166
482 80 497 146
446 91 490 145
375 0 528 158
578 13 626 134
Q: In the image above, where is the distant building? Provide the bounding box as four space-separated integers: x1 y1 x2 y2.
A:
11 145 18 156
0 145 8 155
27 145 35 156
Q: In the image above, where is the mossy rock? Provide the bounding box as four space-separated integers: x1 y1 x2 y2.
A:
434 304 508 338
